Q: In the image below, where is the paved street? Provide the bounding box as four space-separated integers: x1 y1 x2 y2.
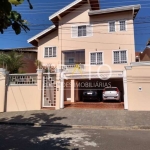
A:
0 109 150 129
0 125 150 150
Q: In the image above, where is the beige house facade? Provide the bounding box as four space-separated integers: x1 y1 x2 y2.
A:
27 0 142 111
1 0 150 112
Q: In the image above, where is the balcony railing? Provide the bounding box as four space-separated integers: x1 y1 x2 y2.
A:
62 64 85 72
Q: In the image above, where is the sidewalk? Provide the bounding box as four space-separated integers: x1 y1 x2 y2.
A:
0 109 150 129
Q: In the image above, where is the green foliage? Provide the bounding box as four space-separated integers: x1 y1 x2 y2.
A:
34 60 43 69
0 0 33 34
0 51 25 73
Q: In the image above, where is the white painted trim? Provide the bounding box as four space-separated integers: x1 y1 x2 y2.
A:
123 70 128 110
112 50 128 65
88 4 141 16
71 24 93 38
27 25 56 43
131 62 150 66
89 51 104 66
125 66 132 70
64 71 124 79
49 0 83 20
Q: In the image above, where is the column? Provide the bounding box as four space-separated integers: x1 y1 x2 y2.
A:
0 68 7 112
56 71 63 109
123 70 128 110
37 69 43 109
71 79 75 103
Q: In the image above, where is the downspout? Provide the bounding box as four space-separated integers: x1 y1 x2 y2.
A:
60 72 64 109
132 7 135 63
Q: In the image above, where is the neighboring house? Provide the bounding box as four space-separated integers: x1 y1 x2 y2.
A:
26 0 141 110
136 46 150 62
0 47 37 73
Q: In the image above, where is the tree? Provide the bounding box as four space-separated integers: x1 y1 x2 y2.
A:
0 0 33 34
34 60 43 69
0 51 25 73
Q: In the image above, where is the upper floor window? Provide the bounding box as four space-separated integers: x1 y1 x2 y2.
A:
72 24 92 38
113 50 127 64
90 52 103 65
44 47 56 58
78 25 86 37
119 20 126 31
109 21 115 32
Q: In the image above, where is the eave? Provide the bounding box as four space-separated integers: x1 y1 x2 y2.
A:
88 4 141 19
49 0 100 25
27 25 56 47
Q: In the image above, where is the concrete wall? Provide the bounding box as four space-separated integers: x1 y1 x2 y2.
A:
0 69 54 112
0 72 5 112
7 85 41 112
126 66 150 111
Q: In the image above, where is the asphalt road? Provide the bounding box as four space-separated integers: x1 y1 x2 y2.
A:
0 125 150 150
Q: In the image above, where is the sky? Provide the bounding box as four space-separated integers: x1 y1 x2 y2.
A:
0 0 150 51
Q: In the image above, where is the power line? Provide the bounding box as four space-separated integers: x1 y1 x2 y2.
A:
16 0 149 6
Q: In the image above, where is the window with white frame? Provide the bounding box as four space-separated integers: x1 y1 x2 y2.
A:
119 20 126 31
113 50 127 64
78 25 86 37
109 21 115 32
44 47 56 58
90 52 103 65
72 25 92 38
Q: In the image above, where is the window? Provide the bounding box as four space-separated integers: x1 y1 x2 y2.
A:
78 25 86 37
72 25 92 38
120 21 126 31
109 21 115 32
68 58 74 64
113 50 127 64
90 52 103 65
44 47 56 58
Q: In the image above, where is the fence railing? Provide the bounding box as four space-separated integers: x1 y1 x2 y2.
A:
62 64 85 71
9 74 38 85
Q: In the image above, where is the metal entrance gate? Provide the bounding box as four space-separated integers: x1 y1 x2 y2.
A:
42 73 56 108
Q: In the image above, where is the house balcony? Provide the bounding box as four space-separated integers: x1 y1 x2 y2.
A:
62 50 85 72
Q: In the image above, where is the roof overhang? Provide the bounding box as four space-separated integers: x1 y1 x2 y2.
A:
27 25 56 46
88 4 141 19
49 0 100 24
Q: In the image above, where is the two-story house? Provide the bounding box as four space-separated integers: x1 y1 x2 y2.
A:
28 0 141 110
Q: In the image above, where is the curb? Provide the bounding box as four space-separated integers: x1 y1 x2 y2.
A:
0 122 150 130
